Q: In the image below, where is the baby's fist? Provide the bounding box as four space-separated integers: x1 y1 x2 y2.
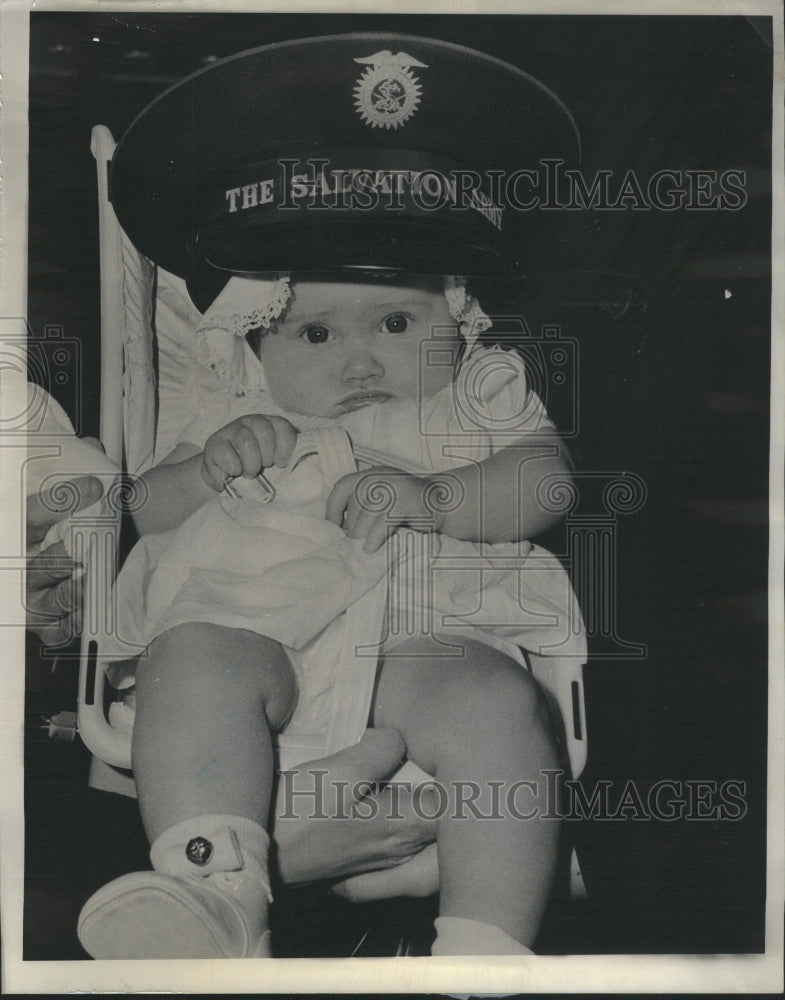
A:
325 467 450 553
202 414 297 492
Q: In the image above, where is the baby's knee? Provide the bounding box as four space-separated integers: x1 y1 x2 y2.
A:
143 622 297 730
225 630 297 731
453 652 554 741
483 657 551 725
376 639 555 766
260 651 298 732
432 657 558 779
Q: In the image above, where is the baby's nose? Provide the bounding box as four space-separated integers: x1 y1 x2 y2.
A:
342 344 384 382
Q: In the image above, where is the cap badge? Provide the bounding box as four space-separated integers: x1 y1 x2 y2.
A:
353 50 427 130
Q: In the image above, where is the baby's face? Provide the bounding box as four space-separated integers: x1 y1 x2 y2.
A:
257 277 461 418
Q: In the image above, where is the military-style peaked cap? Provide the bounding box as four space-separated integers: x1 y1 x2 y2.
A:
109 32 580 310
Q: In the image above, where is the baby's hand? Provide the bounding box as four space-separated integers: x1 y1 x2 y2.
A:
325 467 449 553
202 414 297 492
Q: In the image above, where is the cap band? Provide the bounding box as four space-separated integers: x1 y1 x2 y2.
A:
203 149 503 235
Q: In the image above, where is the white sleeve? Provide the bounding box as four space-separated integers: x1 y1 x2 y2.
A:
457 346 557 455
170 359 269 453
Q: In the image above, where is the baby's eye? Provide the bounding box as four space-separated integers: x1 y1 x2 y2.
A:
381 312 411 334
301 324 331 344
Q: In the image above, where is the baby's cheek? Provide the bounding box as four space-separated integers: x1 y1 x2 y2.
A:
262 354 337 417
418 361 457 400
412 329 462 400
260 364 303 411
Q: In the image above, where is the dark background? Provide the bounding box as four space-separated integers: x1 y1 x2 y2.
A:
24 12 772 959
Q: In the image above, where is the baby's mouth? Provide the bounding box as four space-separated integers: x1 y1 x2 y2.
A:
336 391 394 413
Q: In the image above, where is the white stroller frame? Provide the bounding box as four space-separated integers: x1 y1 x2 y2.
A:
76 124 589 894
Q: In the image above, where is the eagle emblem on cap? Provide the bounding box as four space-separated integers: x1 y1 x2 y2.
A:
353 51 427 130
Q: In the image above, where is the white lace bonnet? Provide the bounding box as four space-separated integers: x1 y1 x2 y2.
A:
193 274 492 397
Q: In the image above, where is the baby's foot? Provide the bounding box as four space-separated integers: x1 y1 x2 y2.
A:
77 868 271 959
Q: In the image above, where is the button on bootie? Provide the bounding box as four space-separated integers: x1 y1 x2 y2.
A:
77 815 272 959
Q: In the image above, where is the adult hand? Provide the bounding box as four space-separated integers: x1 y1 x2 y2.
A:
26 472 104 548
25 473 104 644
332 842 439 903
272 728 438 893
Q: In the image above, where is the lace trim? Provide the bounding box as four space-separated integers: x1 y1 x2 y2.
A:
193 275 291 396
443 275 468 320
193 335 266 397
209 274 292 338
444 275 493 353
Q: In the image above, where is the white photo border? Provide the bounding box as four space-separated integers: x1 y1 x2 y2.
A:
1 0 783 993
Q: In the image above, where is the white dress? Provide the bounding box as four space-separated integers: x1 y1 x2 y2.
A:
104 345 586 769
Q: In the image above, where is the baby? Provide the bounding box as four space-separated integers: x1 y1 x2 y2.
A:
77 269 585 959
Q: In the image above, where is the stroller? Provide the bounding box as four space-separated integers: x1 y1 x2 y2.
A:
68 124 590 953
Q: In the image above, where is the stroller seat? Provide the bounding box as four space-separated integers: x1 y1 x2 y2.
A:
74 125 589 902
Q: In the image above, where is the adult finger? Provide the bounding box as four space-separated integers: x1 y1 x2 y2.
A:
280 728 406 817
26 542 75 587
35 605 82 646
28 614 76 647
26 475 104 546
301 727 405 788
331 843 439 903
27 565 82 623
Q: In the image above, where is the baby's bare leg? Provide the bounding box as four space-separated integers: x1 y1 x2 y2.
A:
372 635 559 950
132 622 297 841
78 622 298 959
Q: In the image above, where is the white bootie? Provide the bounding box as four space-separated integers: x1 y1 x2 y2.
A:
77 815 272 959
